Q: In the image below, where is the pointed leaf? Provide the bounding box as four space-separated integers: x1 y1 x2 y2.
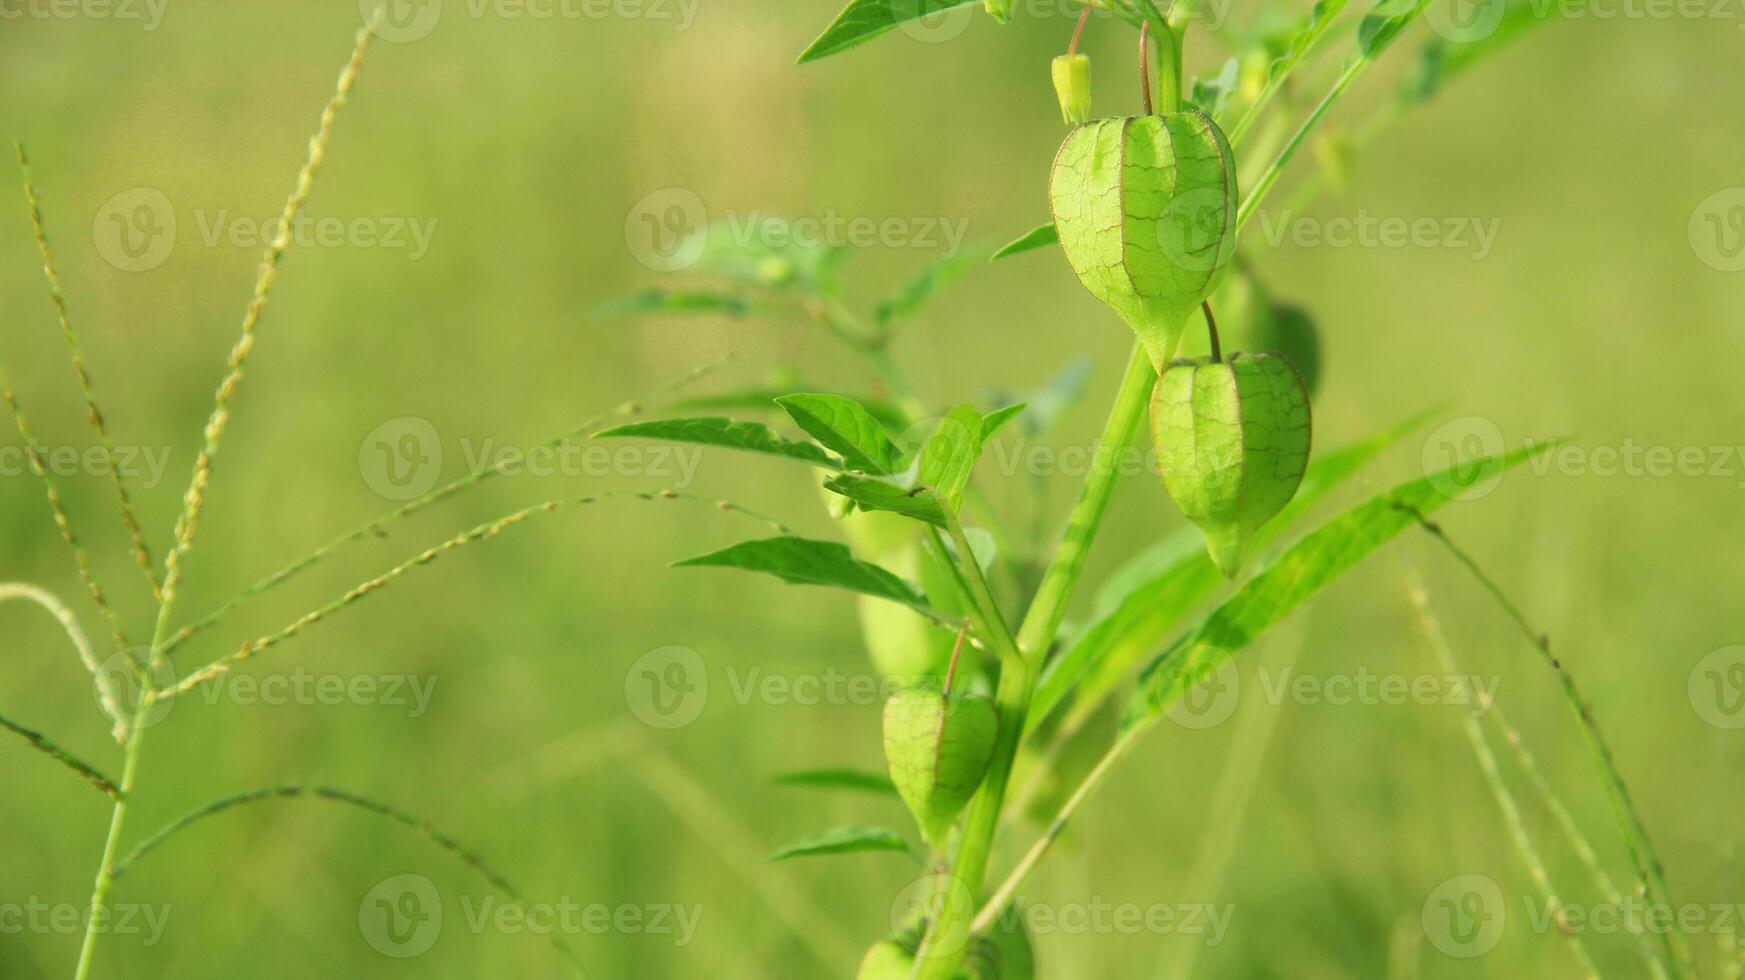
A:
674 536 937 615
990 222 1058 261
767 826 916 862
776 393 900 474
595 416 839 467
824 473 948 528
979 402 1027 441
914 403 984 507
1121 441 1553 732
875 244 992 331
772 768 899 795
591 288 752 317
797 0 979 64
672 390 907 431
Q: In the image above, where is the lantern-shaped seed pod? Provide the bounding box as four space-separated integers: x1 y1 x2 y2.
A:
1151 352 1311 577
882 687 998 849
1049 110 1238 370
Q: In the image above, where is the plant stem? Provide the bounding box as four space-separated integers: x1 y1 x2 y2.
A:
1014 343 1155 657
1237 50 1369 232
1418 520 1694 979
971 721 1151 934
911 343 1156 979
1202 302 1222 362
75 560 183 978
72 699 150 980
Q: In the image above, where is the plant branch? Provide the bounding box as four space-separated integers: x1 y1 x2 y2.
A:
17 144 163 601
162 356 730 656
1406 572 1605 979
0 711 121 799
165 491 789 698
1414 517 1693 979
0 582 124 742
109 783 589 977
911 341 1156 979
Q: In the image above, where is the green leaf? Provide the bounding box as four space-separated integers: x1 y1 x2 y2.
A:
884 689 998 847
1030 411 1432 729
1406 0 1555 103
823 473 948 528
914 404 985 508
767 825 916 862
674 536 937 615
776 393 900 474
979 402 1027 440
1120 441 1552 732
1050 113 1239 370
590 288 751 318
672 389 908 431
989 223 1058 261
772 768 898 795
595 416 838 467
1358 0 1427 57
797 0 979 64
875 244 992 331
1189 56 1242 117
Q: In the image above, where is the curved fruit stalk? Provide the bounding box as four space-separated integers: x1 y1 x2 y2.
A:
1151 352 1311 576
1049 111 1239 371
883 688 999 848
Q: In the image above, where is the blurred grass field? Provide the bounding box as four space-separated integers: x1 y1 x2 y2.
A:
2 2 1743 977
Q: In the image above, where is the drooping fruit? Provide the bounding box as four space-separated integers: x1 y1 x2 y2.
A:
883 688 999 848
1151 352 1311 577
1049 111 1238 370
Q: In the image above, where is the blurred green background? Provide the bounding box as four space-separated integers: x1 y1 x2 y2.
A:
2 1 1742 977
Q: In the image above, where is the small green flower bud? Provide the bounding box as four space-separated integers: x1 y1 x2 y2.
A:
1051 54 1092 126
